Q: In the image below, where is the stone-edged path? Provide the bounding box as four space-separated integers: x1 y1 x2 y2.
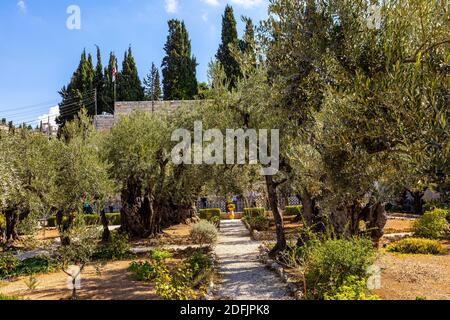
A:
213 220 292 300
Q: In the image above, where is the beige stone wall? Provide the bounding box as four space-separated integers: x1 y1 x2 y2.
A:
94 100 199 131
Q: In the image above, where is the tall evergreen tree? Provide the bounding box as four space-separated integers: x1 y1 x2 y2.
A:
103 52 118 113
93 46 107 115
58 49 96 126
162 20 198 100
143 63 162 101
116 47 144 102
240 17 257 70
216 5 241 89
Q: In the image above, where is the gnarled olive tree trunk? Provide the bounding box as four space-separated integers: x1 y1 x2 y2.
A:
265 175 287 257
5 208 19 242
120 180 198 239
329 201 387 246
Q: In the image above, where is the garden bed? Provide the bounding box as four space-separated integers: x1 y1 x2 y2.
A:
374 241 450 300
0 247 215 300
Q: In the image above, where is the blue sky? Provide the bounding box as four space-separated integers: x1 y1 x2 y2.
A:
0 0 268 126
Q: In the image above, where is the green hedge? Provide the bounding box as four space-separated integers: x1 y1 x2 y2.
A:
47 213 121 228
284 205 303 216
199 209 222 220
244 208 265 218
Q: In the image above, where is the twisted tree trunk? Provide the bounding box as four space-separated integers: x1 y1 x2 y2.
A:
266 175 287 257
100 209 110 242
5 209 19 242
329 201 387 246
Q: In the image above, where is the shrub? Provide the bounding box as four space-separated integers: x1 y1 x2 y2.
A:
284 206 303 217
185 250 213 286
324 276 379 300
94 231 131 260
150 249 173 262
300 238 377 300
155 264 195 300
387 238 447 255
83 214 101 226
246 215 270 231
0 253 20 279
190 220 218 245
0 294 21 300
105 213 121 225
15 256 59 276
244 208 265 218
413 209 449 239
47 213 121 228
199 209 221 220
128 260 167 282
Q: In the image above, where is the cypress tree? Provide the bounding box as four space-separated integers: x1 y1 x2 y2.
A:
144 63 162 101
93 46 107 115
117 47 144 101
104 52 118 113
217 5 241 89
58 49 96 126
240 17 257 70
162 19 198 100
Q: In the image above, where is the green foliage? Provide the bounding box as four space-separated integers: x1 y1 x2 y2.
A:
144 62 161 101
300 238 377 300
155 249 213 300
150 249 173 262
94 231 131 260
57 218 101 268
413 209 449 239
387 238 447 255
243 208 265 218
0 294 21 300
129 260 168 282
216 5 241 88
190 220 218 245
0 253 20 279
129 249 173 281
117 46 145 101
162 20 198 100
184 250 213 287
47 213 121 228
155 264 195 300
199 209 222 220
0 254 59 280
246 215 270 232
324 276 379 301
58 49 96 125
284 206 303 217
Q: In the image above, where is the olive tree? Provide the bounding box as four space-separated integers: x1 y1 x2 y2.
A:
53 110 113 244
104 108 208 238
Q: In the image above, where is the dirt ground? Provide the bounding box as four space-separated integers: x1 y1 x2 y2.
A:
373 241 450 300
384 219 414 234
131 223 194 247
0 260 158 300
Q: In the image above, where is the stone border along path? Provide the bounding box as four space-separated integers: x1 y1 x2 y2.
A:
212 220 293 300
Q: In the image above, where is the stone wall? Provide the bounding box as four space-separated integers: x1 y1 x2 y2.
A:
94 100 199 131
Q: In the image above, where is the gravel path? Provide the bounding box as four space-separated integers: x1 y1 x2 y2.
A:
213 220 292 300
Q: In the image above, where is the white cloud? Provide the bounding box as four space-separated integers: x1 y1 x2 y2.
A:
201 0 265 8
17 1 27 14
230 0 265 8
38 106 60 128
165 0 179 13
201 0 220 6
201 12 208 22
